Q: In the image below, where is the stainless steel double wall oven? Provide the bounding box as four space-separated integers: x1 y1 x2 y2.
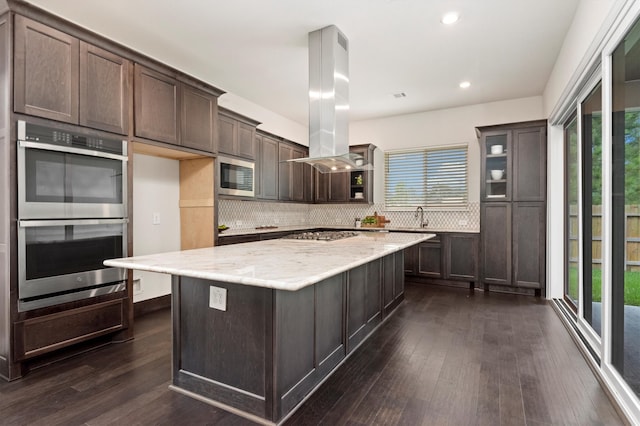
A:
17 120 128 311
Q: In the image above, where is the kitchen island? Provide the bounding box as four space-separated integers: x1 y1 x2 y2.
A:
105 231 432 425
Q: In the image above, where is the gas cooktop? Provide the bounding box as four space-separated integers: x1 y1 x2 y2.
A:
283 231 359 241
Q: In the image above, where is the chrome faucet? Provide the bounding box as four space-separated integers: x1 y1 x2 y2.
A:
415 206 428 228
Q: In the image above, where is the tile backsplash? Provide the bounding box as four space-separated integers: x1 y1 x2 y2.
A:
218 199 479 232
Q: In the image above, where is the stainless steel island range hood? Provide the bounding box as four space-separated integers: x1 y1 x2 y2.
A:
289 25 372 173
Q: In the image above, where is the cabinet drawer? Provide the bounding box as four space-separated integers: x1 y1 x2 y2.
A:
14 300 125 360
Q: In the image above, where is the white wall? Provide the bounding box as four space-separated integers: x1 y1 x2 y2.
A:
349 96 545 202
543 0 618 117
132 154 180 302
219 92 308 145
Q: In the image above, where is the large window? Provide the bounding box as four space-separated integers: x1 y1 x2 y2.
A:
384 146 468 209
612 20 640 397
565 115 579 309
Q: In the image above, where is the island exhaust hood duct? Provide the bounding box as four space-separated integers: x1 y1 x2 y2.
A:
289 25 372 173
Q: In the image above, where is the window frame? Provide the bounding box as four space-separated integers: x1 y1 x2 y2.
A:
384 144 469 211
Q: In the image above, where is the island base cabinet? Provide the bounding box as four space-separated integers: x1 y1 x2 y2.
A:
170 252 405 423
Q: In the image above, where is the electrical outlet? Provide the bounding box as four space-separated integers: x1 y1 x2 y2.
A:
209 286 227 311
133 277 143 295
152 212 161 225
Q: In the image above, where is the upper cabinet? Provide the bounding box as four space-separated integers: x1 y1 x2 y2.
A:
79 43 130 135
218 108 259 160
134 64 222 152
134 65 179 144
180 84 218 152
14 15 130 135
256 131 279 200
315 144 375 204
478 122 546 202
278 140 312 202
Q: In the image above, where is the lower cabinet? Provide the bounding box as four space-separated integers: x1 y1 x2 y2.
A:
480 202 545 293
172 250 405 423
13 299 127 361
405 233 479 286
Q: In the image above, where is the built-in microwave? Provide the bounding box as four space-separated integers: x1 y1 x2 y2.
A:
218 156 255 197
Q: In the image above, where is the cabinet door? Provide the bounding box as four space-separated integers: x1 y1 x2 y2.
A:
237 122 256 159
180 84 216 152
365 259 382 325
403 244 418 275
481 130 512 201
303 160 314 203
278 144 293 200
14 15 79 124
481 203 512 286
513 202 545 289
315 169 328 202
79 42 130 134
291 148 305 202
347 264 367 350
134 65 179 144
445 233 479 281
259 135 279 200
329 173 349 202
218 114 236 155
418 239 442 278
513 126 546 202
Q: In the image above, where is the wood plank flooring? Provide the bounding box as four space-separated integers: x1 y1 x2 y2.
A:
0 284 626 425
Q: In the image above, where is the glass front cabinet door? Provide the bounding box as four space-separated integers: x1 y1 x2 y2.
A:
480 130 512 201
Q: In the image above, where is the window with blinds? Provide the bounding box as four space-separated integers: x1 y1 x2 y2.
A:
385 146 468 209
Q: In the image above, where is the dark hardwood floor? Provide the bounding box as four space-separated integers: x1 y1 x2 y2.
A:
0 284 626 425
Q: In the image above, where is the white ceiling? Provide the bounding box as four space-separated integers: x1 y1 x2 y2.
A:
25 0 580 125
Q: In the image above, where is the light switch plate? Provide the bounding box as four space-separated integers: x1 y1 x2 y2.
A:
209 286 227 311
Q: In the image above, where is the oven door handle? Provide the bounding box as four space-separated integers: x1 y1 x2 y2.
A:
19 218 129 228
18 140 128 161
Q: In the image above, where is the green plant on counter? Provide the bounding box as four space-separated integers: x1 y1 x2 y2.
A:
362 216 376 225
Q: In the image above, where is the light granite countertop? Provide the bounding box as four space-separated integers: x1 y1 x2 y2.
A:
105 232 433 291
219 224 478 237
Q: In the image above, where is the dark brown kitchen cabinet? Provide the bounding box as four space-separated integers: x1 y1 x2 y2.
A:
290 147 305 202
481 203 511 286
14 15 79 124
218 108 259 160
314 144 375 203
347 259 382 352
405 233 479 286
479 121 546 202
134 64 179 144
477 120 546 295
14 16 131 134
180 84 217 152
278 143 293 201
383 251 404 317
512 202 545 289
79 42 130 135
418 238 442 278
278 141 310 202
446 233 479 281
256 132 279 200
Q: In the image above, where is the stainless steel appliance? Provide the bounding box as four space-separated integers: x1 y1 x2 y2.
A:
16 120 128 311
18 218 127 311
17 120 127 219
218 156 255 197
283 231 359 241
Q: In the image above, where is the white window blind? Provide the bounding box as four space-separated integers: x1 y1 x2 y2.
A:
385 146 468 209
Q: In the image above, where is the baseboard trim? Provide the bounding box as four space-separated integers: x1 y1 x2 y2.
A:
134 294 171 318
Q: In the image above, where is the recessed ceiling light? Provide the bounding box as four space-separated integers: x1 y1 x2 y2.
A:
441 12 460 25
459 81 471 89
